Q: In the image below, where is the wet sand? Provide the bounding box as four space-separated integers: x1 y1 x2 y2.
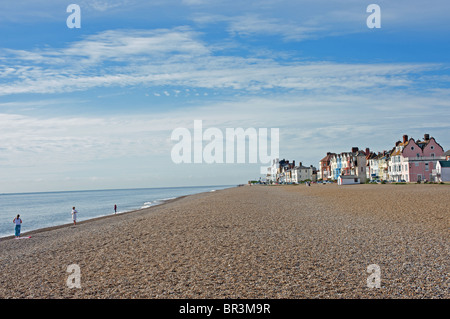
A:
0 184 448 298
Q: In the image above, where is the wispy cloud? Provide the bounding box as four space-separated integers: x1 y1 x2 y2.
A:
0 28 443 97
1 1 449 192
1 85 449 192
232 15 320 41
194 14 322 41
83 0 132 12
2 90 449 167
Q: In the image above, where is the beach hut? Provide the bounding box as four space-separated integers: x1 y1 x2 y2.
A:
436 160 450 182
338 175 360 185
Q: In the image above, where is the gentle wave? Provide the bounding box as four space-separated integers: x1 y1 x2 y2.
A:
0 185 234 238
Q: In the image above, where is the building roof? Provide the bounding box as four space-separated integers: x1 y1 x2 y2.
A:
320 153 335 163
438 160 450 168
444 150 450 156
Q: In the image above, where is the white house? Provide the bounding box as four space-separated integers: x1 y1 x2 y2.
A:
435 161 450 182
291 163 316 183
266 158 279 182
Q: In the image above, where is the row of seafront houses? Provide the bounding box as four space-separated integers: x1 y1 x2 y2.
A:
266 134 450 184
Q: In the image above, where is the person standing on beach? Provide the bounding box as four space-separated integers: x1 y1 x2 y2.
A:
114 204 117 214
13 214 22 238
71 207 78 226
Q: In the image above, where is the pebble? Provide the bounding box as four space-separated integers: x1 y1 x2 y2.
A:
0 184 448 298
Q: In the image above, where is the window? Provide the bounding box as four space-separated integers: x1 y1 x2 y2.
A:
431 153 435 157
415 162 419 167
411 146 414 150
425 163 429 171
431 145 434 150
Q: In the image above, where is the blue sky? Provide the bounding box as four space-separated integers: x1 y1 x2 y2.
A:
1 0 449 193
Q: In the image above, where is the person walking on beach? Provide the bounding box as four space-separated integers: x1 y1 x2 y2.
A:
71 207 78 226
13 214 22 238
114 204 117 214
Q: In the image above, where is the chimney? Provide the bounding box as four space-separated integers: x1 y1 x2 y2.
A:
352 147 358 153
424 134 430 141
403 135 408 143
299 162 302 167
365 148 370 155
292 160 295 167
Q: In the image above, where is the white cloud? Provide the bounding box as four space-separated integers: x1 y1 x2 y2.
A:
1 0 450 33
226 14 322 41
2 90 448 168
0 1 449 192
182 0 209 5
1 85 449 192
84 0 131 12
0 27 442 97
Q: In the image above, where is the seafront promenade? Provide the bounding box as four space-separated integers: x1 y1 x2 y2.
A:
0 184 448 298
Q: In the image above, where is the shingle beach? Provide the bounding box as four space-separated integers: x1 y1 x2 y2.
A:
0 184 448 299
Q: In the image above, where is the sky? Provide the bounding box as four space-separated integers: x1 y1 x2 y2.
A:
0 0 449 193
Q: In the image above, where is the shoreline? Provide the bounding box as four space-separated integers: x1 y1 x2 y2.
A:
0 186 233 242
0 183 447 299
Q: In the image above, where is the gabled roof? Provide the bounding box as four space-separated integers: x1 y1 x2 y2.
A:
416 140 429 150
320 153 335 162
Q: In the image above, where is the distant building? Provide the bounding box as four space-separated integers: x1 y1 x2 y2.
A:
319 152 335 181
389 134 445 182
290 163 316 183
266 158 296 183
435 160 450 182
267 158 316 183
266 158 280 183
329 147 367 183
444 150 450 161
366 152 377 181
377 151 390 181
279 159 295 183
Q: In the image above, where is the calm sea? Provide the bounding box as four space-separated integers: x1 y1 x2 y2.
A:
0 185 234 238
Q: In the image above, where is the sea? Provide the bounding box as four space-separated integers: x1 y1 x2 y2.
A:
0 185 234 238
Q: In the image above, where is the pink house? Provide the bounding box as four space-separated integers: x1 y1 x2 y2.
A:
389 134 445 182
